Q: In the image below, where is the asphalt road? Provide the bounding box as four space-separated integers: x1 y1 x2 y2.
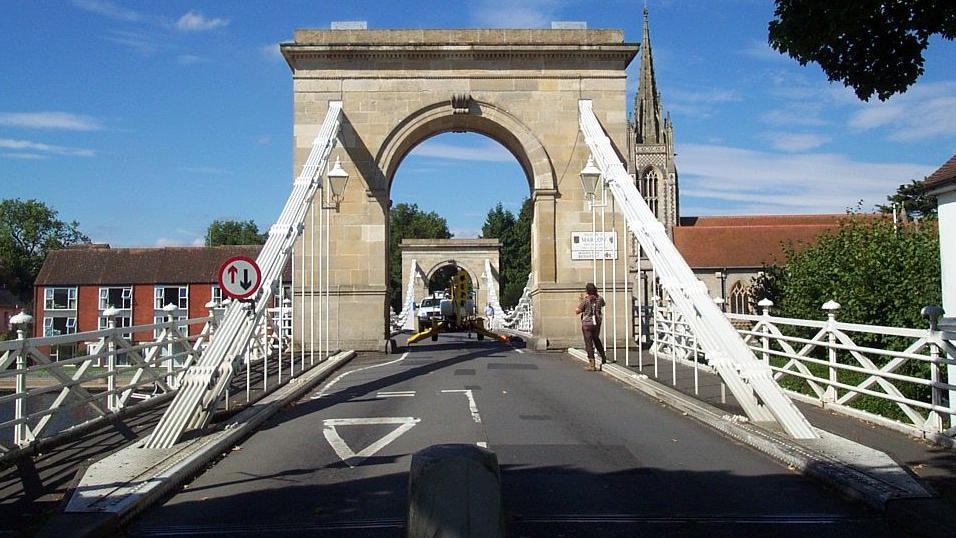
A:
128 334 892 537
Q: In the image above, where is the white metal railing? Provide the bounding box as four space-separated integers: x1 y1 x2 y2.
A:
651 300 956 440
0 314 216 457
579 100 816 438
146 101 344 449
486 268 533 335
392 260 420 332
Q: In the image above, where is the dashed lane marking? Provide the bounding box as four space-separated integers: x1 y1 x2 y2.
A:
377 391 416 398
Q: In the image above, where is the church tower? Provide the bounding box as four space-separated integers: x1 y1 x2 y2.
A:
629 8 679 237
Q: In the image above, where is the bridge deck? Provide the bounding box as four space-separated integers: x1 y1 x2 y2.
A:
128 335 888 537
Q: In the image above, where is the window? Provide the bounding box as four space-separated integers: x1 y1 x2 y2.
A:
99 287 132 309
640 168 660 218
153 315 188 339
44 287 77 310
729 281 751 315
43 316 77 337
98 315 132 331
154 285 188 309
211 285 224 305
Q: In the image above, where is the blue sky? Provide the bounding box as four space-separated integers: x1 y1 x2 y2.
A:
2 1 954 245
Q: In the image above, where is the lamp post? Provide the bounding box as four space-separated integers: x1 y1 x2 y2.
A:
323 156 350 357
11 311 32 447
580 155 603 286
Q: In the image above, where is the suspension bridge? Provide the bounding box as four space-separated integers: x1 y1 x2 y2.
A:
2 27 955 537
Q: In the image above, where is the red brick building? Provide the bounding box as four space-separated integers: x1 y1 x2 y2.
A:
33 245 287 343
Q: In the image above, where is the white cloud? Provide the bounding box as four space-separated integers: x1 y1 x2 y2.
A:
71 0 143 22
762 132 831 152
155 237 205 247
469 0 561 28
1 153 48 160
0 138 95 157
0 111 103 131
678 143 934 214
760 106 829 127
450 228 481 239
668 88 741 104
177 54 206 65
261 43 284 62
847 81 956 141
738 39 790 63
103 28 162 54
410 141 514 162
175 10 229 32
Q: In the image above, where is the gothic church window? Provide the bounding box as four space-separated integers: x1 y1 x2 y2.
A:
729 281 751 314
640 168 660 217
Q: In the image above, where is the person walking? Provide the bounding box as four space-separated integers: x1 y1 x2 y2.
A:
575 283 607 371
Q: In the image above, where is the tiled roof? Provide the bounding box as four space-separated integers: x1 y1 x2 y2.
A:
674 214 851 268
924 153 956 191
35 245 291 286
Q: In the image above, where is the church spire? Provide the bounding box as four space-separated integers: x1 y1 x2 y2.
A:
635 7 663 145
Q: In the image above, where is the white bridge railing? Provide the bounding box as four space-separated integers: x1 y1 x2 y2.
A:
0 314 216 458
485 263 533 336
651 300 956 441
579 100 816 438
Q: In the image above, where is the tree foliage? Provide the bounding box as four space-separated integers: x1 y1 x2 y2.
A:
876 179 938 219
389 203 452 310
205 219 266 246
776 216 940 331
0 198 90 301
481 199 533 308
769 1 956 101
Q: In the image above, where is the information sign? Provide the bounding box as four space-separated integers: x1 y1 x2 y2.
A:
571 231 618 260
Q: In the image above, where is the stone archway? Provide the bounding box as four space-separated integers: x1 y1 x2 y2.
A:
283 28 636 351
400 239 501 311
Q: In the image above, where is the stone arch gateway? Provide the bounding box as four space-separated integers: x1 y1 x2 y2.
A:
282 29 637 351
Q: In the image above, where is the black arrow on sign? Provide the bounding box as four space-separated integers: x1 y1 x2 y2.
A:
240 268 252 290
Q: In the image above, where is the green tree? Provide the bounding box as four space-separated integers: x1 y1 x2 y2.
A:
876 179 938 219
0 199 90 301
481 199 533 308
389 203 452 310
748 264 786 312
769 1 956 101
205 219 266 246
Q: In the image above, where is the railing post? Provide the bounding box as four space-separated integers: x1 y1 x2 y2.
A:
103 306 120 412
163 303 178 388
11 312 33 447
822 300 841 403
758 298 773 365
652 296 660 378
923 305 945 434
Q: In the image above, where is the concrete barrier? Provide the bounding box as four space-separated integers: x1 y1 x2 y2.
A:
407 444 504 538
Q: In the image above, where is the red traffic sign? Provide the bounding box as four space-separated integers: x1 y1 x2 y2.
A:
217 256 262 300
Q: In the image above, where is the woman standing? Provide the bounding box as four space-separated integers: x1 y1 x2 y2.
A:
575 283 607 371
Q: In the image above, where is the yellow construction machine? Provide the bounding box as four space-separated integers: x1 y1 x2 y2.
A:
407 269 508 344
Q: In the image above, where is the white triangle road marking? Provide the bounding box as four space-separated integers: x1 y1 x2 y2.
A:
322 417 420 468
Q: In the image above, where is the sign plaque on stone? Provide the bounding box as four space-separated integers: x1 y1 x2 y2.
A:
570 231 617 260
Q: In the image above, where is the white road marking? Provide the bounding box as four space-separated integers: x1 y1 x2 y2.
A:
441 389 482 423
313 351 410 399
322 417 420 468
377 391 416 398
477 441 488 448
513 347 525 354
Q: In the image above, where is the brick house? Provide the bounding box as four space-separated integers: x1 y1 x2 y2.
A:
33 245 289 351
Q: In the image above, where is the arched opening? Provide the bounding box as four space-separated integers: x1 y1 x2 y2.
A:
387 126 533 314
639 166 661 218
729 280 751 315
